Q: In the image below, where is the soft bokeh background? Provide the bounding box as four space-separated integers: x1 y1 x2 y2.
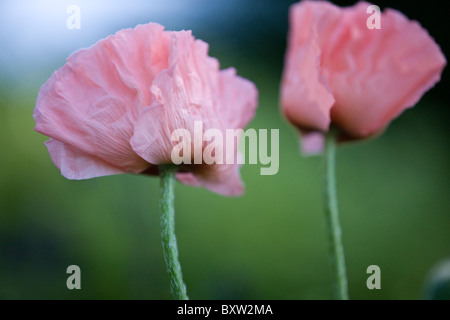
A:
1 0 449 299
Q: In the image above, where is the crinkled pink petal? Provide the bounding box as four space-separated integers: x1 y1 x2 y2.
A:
281 1 447 152
130 31 220 164
130 29 257 196
324 2 447 138
34 23 170 178
35 22 258 195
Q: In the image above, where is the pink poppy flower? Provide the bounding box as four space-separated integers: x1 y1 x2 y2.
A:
34 23 258 196
281 1 446 154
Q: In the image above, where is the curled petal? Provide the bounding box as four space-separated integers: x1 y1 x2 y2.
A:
281 1 338 132
176 163 244 197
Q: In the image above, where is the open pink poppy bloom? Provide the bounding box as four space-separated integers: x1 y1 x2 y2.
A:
281 1 446 154
34 23 258 196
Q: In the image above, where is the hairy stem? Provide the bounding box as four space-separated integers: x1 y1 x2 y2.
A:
159 164 188 300
323 129 349 300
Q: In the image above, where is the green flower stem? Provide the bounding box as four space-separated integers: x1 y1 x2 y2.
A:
158 164 188 300
323 128 349 300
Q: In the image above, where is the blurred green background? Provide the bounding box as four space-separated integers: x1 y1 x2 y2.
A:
0 0 449 299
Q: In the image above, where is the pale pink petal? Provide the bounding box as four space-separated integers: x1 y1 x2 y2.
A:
217 68 258 130
281 1 337 132
324 2 447 138
130 103 175 164
34 23 170 177
45 139 125 179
